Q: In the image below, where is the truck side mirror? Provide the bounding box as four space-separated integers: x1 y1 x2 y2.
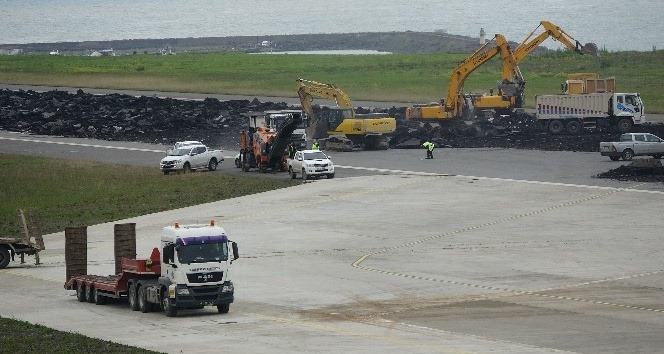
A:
163 244 175 264
232 242 239 260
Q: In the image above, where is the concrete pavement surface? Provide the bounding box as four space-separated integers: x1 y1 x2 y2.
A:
2 151 664 353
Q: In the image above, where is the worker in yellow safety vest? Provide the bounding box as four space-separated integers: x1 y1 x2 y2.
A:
311 140 320 151
422 140 435 159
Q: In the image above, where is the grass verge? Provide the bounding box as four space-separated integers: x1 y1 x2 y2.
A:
0 317 162 354
0 153 297 236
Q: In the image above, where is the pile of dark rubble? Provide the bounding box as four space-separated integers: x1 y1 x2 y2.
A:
3 88 664 185
0 89 290 149
594 160 664 183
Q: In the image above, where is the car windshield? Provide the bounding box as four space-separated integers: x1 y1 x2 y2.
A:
304 152 327 160
169 148 191 156
177 242 228 264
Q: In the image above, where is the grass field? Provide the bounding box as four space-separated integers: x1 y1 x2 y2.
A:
0 154 297 239
0 153 297 352
1 50 663 112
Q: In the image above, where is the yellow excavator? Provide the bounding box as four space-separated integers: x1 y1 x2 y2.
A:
296 78 396 150
406 34 514 122
472 20 599 115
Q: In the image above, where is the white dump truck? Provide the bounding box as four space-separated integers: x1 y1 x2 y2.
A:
536 92 644 134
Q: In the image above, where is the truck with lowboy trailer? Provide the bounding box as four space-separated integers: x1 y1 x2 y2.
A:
65 221 238 317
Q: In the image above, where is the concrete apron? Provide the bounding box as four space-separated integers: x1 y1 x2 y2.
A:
1 174 663 354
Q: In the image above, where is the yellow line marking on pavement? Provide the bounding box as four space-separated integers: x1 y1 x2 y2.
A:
352 185 664 314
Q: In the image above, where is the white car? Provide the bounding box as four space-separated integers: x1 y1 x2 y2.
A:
287 149 334 180
160 144 224 174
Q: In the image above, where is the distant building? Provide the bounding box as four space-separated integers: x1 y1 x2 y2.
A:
0 49 22 55
479 28 486 45
90 49 115 56
49 50 60 55
261 40 271 47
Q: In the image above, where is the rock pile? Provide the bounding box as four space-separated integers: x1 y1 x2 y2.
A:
0 89 290 149
2 88 664 156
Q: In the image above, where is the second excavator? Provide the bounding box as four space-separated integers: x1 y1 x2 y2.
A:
296 78 396 150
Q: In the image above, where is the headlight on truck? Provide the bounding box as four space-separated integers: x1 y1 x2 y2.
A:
221 284 234 293
176 287 191 295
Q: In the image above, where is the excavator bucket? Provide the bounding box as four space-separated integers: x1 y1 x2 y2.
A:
581 42 600 57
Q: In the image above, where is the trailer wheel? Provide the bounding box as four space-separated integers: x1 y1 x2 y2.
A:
138 285 152 313
163 293 177 317
94 288 107 305
617 118 633 133
128 282 139 311
76 282 86 302
86 285 96 303
217 303 230 314
548 120 564 134
622 149 634 161
0 247 10 269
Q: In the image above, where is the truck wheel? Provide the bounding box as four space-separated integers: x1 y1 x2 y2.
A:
163 293 177 317
609 156 621 161
94 288 107 305
128 282 139 311
302 168 308 180
566 120 582 135
289 167 296 179
182 163 191 173
76 282 86 302
138 285 152 313
622 149 634 161
163 171 170 175
327 173 335 179
86 285 96 303
617 118 633 133
0 247 10 269
217 303 230 314
208 158 218 171
548 120 564 134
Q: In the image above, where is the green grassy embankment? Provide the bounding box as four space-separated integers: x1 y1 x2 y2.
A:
0 317 162 354
0 154 297 236
0 50 662 112
0 153 297 352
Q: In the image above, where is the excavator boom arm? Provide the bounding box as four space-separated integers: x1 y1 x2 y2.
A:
445 34 511 113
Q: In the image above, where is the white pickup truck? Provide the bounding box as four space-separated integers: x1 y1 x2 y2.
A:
287 150 335 180
600 133 664 161
160 144 224 174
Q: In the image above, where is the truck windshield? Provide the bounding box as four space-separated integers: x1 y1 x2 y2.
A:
169 148 191 156
304 151 327 160
177 242 228 264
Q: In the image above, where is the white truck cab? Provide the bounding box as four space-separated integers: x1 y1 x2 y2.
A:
158 222 238 316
